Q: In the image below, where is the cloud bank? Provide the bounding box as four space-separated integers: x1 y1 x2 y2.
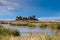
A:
38 17 60 20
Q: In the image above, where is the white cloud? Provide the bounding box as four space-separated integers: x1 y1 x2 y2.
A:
0 0 20 10
0 0 20 17
38 17 60 20
0 6 14 16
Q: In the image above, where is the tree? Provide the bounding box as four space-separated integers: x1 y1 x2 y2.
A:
19 16 22 20
16 16 19 20
16 16 22 20
23 17 27 20
16 15 38 21
32 15 36 20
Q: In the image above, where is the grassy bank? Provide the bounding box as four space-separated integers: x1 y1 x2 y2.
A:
0 25 20 36
0 33 60 40
39 23 60 30
10 22 60 29
10 23 36 28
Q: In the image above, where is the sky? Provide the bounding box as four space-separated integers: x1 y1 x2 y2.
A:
0 0 60 20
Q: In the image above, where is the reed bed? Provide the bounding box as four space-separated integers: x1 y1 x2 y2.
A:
0 33 60 40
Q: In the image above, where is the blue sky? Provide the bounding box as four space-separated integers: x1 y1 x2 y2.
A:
0 0 60 20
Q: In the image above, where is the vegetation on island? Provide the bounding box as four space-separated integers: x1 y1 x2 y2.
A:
10 23 36 28
10 23 27 26
27 23 35 27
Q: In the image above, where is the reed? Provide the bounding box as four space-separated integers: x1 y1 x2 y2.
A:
0 26 20 36
0 33 60 40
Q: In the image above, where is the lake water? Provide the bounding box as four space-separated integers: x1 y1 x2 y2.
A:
18 28 55 36
2 24 55 36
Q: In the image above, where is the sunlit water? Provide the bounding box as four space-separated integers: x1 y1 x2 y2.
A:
2 24 55 36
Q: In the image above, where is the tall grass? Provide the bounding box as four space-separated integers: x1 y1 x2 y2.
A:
39 23 60 30
0 25 20 36
0 33 60 40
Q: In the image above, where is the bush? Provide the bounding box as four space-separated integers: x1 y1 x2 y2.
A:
39 24 47 28
12 30 20 36
56 23 60 29
27 23 35 27
47 23 56 29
